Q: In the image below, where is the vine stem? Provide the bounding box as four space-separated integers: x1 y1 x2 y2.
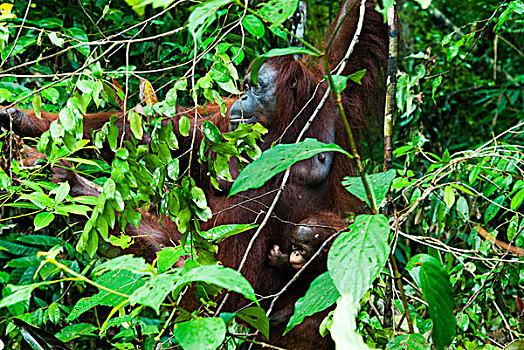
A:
46 257 130 298
383 1 398 329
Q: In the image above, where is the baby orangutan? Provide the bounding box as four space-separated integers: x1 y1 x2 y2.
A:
267 213 348 328
268 213 348 274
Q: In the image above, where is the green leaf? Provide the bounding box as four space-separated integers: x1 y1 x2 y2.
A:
167 158 179 180
347 69 366 85
236 307 270 340
34 212 55 230
56 204 91 216
129 110 143 140
328 214 390 300
203 120 225 143
129 274 178 314
174 318 226 350
108 123 118 152
285 272 340 334
456 196 469 222
175 265 257 303
0 284 35 310
230 138 350 196
188 0 235 42
206 224 257 242
406 254 456 350
250 47 318 85
93 255 150 276
259 0 298 26
386 334 430 350
157 246 187 273
52 182 70 203
19 192 53 209
484 194 506 224
242 14 265 38
48 32 64 47
330 75 349 95
67 269 145 321
179 115 190 137
431 76 442 103
56 323 97 342
443 186 455 209
331 292 368 350
342 169 396 209
32 94 42 119
511 188 524 210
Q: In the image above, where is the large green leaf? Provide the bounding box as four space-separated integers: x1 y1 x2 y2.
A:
55 323 98 342
67 269 145 321
92 255 151 276
330 292 369 350
129 274 178 314
0 284 35 310
174 265 257 303
174 317 226 350
406 254 456 350
327 214 390 301
285 272 340 334
342 169 396 210
230 138 350 196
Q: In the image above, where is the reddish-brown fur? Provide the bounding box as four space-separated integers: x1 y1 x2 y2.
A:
0 1 387 348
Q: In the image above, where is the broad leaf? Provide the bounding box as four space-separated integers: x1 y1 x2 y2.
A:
51 182 70 203
129 110 143 140
129 274 178 314
188 0 235 42
67 269 145 321
327 214 390 301
443 185 455 209
174 317 226 350
55 323 97 342
242 15 265 38
157 246 188 273
0 284 35 310
259 0 298 26
230 138 350 196
175 265 257 303
34 212 55 230
484 194 505 224
331 292 369 350
236 307 270 340
93 255 151 276
285 272 340 334
205 224 257 242
406 254 456 350
343 169 396 209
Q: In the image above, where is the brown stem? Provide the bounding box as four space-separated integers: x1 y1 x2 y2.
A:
322 56 378 214
391 256 414 333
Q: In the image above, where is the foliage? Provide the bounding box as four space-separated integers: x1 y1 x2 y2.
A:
0 0 523 349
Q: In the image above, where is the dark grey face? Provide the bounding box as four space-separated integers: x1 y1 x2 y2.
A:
230 63 278 130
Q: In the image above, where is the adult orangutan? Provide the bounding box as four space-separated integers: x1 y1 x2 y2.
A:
0 0 387 348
